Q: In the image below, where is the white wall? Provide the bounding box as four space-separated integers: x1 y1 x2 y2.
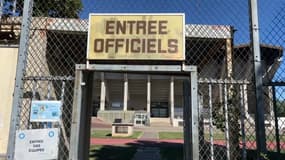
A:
0 47 18 155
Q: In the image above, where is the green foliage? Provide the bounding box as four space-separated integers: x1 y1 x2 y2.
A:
260 152 270 160
212 86 241 160
212 87 240 131
212 101 226 131
276 100 285 117
3 0 83 18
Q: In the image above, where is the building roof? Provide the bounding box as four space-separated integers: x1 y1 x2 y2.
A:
1 17 232 38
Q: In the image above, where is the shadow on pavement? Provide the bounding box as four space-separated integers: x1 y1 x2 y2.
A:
89 141 183 160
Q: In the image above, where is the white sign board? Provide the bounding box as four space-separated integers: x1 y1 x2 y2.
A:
15 128 59 160
30 100 62 122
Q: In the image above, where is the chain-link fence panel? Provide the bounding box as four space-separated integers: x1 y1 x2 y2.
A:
198 82 251 160
258 0 285 157
1 0 285 159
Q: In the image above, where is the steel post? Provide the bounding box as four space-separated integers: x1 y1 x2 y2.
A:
69 70 83 160
183 79 191 160
69 71 94 160
209 84 214 160
190 70 199 160
0 0 3 20
6 0 34 159
272 86 281 159
224 84 230 160
249 0 267 158
240 85 247 160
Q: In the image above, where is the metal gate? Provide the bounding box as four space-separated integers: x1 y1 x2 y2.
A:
69 64 198 160
1 0 285 160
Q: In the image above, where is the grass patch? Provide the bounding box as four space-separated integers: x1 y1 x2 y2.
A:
159 132 183 139
91 130 142 139
90 145 137 160
159 132 285 142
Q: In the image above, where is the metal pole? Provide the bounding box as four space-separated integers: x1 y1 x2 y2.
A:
100 72 105 111
47 81 51 100
0 0 3 20
240 85 247 160
147 75 151 116
13 0 17 15
224 84 230 160
32 80 36 99
45 80 52 128
32 80 37 97
60 81 66 107
6 0 34 159
123 73 128 111
208 84 214 160
30 80 37 129
69 70 83 160
190 70 199 160
183 79 191 160
249 0 267 158
170 76 175 123
69 71 93 160
272 86 281 159
80 71 93 160
60 81 70 151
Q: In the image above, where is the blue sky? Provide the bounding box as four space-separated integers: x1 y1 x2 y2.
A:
80 0 285 80
80 0 284 44
83 0 249 44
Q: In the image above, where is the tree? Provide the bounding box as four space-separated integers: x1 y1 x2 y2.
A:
2 0 83 18
213 87 241 160
276 100 285 117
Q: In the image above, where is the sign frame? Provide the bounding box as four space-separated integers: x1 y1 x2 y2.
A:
86 13 185 61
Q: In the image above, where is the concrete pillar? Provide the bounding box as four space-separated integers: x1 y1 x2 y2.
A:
170 76 175 123
123 74 128 111
100 73 105 111
147 75 151 114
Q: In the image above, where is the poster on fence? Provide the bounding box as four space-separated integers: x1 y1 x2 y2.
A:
30 100 62 122
15 128 59 160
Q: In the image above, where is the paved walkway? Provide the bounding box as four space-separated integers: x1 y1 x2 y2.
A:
140 131 158 140
90 118 180 159
131 131 161 160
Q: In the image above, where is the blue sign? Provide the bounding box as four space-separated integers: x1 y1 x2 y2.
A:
30 101 61 122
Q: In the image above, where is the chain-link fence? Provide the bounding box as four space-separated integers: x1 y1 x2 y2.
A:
1 0 284 159
258 1 285 158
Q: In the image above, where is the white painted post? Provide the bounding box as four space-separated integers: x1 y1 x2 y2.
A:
100 73 105 111
243 84 249 119
147 75 151 114
123 74 128 111
170 76 174 123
